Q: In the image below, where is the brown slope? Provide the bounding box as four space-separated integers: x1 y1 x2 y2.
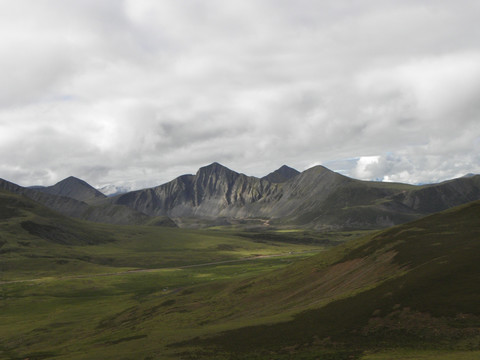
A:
186 200 480 356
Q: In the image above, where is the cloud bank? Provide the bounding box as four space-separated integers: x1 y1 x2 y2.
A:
1 0 479 189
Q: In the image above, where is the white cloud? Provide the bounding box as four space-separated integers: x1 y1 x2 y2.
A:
0 0 479 188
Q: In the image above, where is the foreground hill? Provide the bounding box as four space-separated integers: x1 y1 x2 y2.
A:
180 199 480 357
1 187 479 359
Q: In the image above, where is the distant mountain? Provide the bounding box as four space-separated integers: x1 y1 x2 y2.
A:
0 178 157 225
262 165 300 183
112 162 480 229
388 176 480 213
113 162 279 218
3 163 480 229
36 176 106 204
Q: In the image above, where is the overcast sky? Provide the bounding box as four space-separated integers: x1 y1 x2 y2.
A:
1 0 479 190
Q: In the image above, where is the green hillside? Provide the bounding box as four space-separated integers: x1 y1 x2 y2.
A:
186 200 480 358
1 189 479 359
0 190 325 281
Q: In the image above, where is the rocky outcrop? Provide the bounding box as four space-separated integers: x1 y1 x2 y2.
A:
114 163 280 218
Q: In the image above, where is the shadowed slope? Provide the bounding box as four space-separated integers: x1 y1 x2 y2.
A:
182 200 480 356
0 178 152 225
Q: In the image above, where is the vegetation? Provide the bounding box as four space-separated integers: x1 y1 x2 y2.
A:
1 190 479 359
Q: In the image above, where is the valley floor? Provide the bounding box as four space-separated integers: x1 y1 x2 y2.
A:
2 191 480 359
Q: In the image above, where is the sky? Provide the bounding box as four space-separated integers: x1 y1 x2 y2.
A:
1 0 479 190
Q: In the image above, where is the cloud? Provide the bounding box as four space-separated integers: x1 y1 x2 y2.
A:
0 0 479 188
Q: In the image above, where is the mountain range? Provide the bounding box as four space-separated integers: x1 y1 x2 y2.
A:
1 162 479 229
110 162 480 229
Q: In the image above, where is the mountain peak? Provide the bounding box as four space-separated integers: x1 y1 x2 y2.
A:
263 165 300 183
39 176 106 203
60 176 89 185
196 162 238 176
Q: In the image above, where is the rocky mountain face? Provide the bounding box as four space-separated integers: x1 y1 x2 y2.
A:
3 163 480 229
114 163 280 218
112 163 480 229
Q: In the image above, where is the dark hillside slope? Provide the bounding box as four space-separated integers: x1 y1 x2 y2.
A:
192 200 480 355
265 166 419 228
0 189 113 247
391 175 480 213
0 178 152 225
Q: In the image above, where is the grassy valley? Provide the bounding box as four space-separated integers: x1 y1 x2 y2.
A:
0 190 337 359
1 189 480 359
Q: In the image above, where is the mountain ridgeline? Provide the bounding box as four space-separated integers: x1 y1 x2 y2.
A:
33 176 107 204
2 163 480 229
114 162 281 219
112 162 480 229
0 177 168 226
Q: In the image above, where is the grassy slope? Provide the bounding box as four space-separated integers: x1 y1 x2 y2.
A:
2 189 479 359
180 200 480 358
0 190 325 281
0 190 334 359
